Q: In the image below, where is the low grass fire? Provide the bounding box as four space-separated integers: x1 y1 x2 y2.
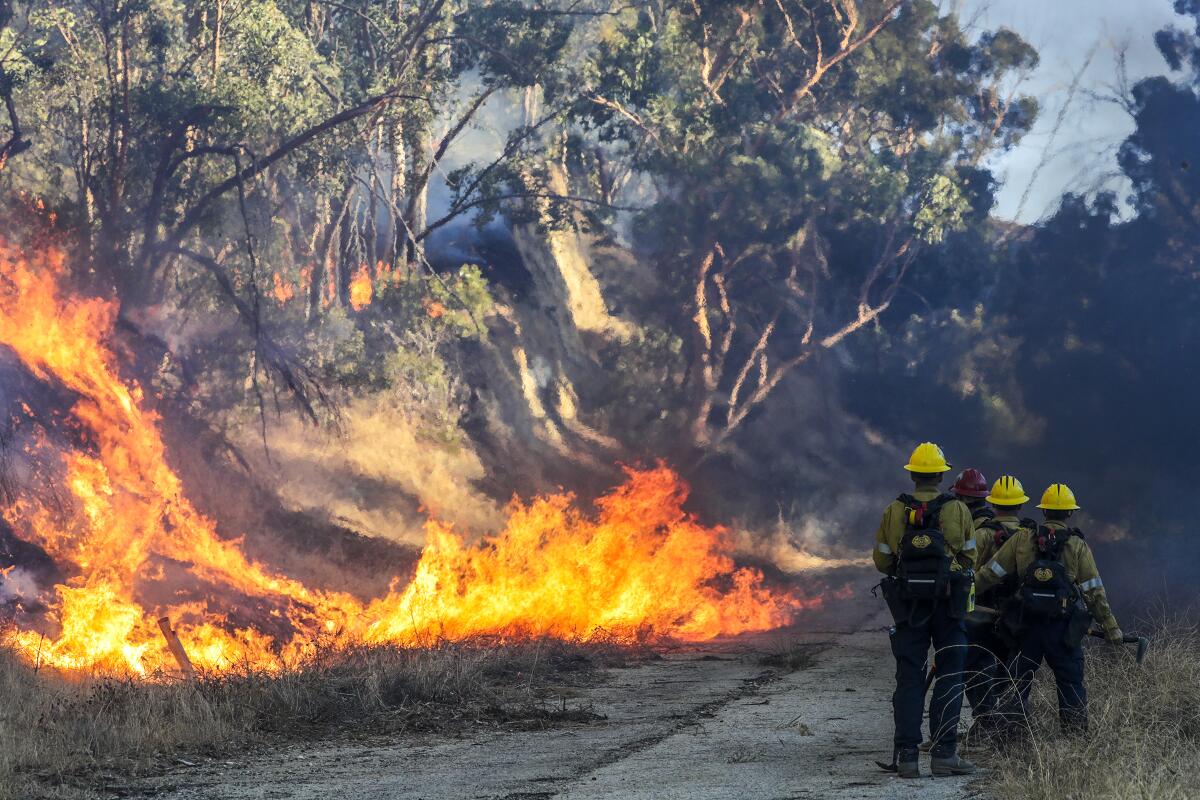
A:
0 242 819 677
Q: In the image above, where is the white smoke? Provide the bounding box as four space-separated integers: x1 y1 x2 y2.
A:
0 567 39 603
733 491 879 574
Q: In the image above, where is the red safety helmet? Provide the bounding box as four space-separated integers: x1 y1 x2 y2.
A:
952 468 989 498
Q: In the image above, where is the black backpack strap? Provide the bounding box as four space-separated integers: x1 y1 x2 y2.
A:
898 493 953 531
1035 524 1072 557
925 493 954 518
1033 524 1053 554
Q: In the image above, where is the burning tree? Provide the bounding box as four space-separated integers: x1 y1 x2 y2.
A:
0 1 583 426
0 239 821 674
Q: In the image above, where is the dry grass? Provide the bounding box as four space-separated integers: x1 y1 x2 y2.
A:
758 639 823 673
0 637 630 800
982 619 1200 800
234 395 504 546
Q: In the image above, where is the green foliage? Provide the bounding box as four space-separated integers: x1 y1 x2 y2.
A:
458 1 572 88
913 174 970 244
321 263 494 444
303 306 371 389
383 327 466 447
594 326 687 440
216 1 334 130
427 264 494 338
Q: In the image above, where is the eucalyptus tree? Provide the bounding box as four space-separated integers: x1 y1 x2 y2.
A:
567 0 1038 452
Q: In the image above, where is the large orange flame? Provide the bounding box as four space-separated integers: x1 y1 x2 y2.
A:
348 264 373 310
0 243 813 676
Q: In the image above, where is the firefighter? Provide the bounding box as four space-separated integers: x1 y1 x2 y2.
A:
975 483 1122 734
964 475 1033 734
952 468 993 525
874 443 977 777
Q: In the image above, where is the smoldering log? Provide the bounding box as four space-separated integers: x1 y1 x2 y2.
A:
157 616 196 680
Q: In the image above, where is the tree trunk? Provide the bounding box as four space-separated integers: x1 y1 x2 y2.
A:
404 127 428 268
308 182 355 320
211 0 224 86
387 114 406 271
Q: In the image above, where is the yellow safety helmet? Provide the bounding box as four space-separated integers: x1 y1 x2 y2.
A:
986 475 1029 506
1037 483 1080 511
903 442 952 473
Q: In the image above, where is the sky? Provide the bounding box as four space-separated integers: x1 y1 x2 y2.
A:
960 0 1188 221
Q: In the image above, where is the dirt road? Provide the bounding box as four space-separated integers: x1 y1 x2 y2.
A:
130 629 985 800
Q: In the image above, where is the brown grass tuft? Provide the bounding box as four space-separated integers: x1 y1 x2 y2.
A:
981 618 1200 800
758 639 822 673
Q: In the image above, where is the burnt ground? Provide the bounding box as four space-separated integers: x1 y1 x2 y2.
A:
122 621 988 800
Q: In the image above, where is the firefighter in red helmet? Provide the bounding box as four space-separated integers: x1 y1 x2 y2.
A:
952 469 993 526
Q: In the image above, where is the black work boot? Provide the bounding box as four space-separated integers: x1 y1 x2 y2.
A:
930 752 977 776
896 747 920 779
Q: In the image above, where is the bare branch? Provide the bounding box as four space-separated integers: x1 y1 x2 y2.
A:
775 0 904 120
404 85 498 228
726 312 777 424
170 246 330 426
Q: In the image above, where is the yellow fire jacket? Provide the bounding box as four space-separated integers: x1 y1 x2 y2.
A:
975 520 1120 635
873 487 977 575
974 514 1030 567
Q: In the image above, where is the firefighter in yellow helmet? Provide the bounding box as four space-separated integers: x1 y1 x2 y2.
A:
874 443 977 778
963 476 1035 735
975 482 1121 734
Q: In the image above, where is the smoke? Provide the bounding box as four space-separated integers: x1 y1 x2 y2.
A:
0 567 39 603
231 395 504 546
730 488 880 573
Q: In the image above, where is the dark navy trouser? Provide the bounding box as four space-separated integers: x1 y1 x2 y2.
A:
889 603 966 756
964 618 1011 717
1011 616 1087 733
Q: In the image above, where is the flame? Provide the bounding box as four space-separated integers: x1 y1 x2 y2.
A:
423 298 446 319
349 264 373 310
0 242 814 676
362 469 810 644
271 272 295 304
299 264 314 300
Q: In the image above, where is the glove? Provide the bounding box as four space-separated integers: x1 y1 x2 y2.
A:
1105 627 1124 644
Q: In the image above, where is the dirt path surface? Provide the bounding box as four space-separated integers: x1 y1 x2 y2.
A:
130 630 986 800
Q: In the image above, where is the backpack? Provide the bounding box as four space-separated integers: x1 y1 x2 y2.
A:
1019 525 1082 619
978 516 1036 551
894 494 954 600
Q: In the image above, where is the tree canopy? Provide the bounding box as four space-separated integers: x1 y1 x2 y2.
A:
0 0 1192 544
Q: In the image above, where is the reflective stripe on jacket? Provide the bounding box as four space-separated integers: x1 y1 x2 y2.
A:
975 520 1119 634
974 514 1027 566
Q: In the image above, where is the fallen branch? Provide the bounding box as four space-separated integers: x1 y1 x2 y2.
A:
157 617 196 680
